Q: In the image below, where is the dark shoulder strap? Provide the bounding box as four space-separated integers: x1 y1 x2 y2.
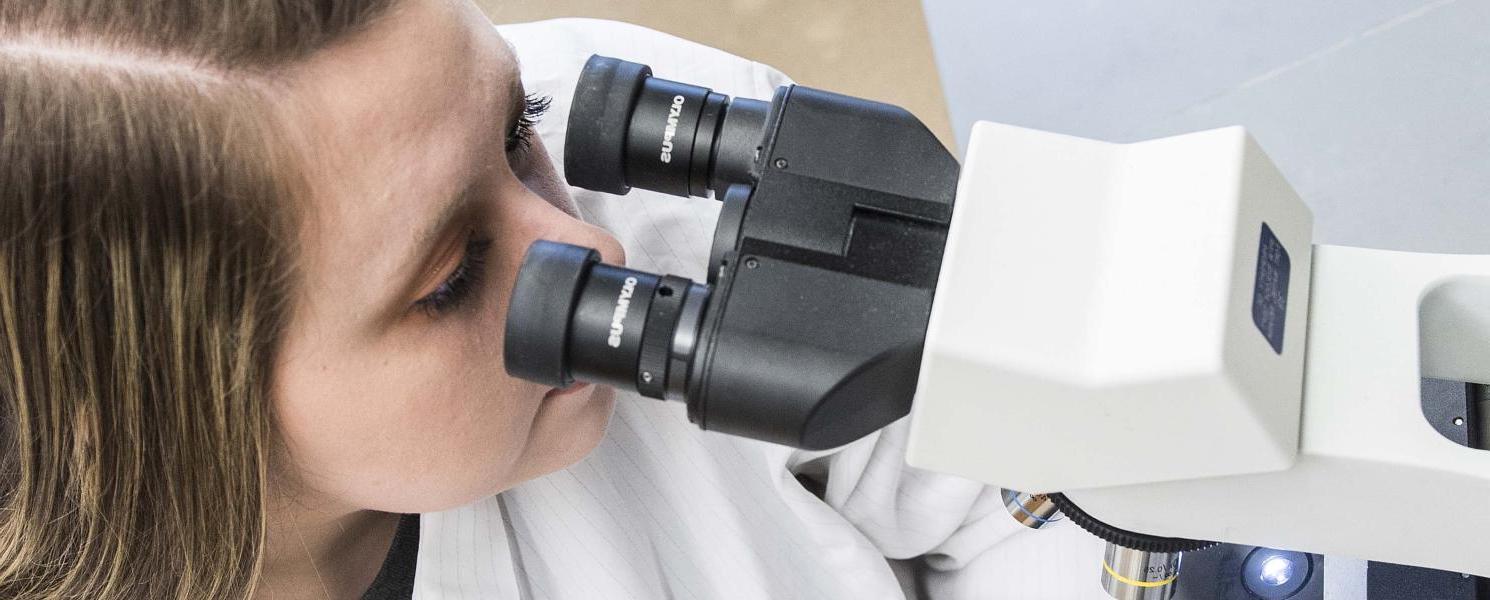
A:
361 513 420 600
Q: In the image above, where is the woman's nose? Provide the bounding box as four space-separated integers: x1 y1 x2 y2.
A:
573 220 626 268
511 187 627 269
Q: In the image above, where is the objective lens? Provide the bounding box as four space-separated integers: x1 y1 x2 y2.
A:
1241 548 1312 599
1101 543 1181 600
504 240 709 401
1001 489 1062 529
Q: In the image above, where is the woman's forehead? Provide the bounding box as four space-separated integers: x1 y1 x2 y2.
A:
285 0 514 197
278 0 516 322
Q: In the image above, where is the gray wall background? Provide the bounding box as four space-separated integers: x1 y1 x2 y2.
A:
922 0 1490 253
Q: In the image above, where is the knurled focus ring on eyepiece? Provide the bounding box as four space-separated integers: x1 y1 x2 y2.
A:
636 275 691 399
1047 493 1217 553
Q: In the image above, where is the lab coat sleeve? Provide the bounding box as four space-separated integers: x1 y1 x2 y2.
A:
785 419 1024 564
788 418 1111 599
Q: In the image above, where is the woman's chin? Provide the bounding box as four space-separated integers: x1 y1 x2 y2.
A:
513 384 616 481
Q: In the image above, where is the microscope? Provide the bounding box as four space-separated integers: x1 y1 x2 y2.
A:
504 55 1490 599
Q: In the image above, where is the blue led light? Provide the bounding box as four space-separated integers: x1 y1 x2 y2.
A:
1259 555 1294 586
1241 548 1313 599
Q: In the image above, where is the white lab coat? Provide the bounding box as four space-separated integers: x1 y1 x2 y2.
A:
411 18 1108 600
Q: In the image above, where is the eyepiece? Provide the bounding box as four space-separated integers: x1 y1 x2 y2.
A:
563 56 651 195
504 240 710 400
503 241 598 387
564 55 769 199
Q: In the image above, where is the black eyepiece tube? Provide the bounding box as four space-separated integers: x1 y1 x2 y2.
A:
564 55 769 199
505 240 710 400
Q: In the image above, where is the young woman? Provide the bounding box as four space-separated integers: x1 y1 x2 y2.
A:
1 1 1101 598
2 0 624 597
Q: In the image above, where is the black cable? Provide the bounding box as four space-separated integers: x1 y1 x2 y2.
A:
1047 492 1218 553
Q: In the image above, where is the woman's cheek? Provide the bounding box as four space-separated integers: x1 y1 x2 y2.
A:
354 351 546 511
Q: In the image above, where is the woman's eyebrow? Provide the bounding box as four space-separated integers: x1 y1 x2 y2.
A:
499 38 527 124
414 182 480 262
389 66 525 311
501 69 525 125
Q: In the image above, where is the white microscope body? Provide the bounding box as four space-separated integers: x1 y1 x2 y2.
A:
905 122 1490 576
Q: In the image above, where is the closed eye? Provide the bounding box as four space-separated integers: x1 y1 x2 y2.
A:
412 233 493 317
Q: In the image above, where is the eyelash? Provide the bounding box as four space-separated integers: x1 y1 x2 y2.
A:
505 92 552 155
413 234 493 317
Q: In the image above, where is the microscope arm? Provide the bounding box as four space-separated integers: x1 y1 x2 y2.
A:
1070 245 1490 576
905 121 1490 576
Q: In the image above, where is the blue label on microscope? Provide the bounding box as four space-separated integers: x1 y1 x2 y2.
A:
1251 223 1290 354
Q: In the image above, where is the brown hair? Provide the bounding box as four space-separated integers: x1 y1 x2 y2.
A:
0 1 395 597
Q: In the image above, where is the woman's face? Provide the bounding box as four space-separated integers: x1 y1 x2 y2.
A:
271 0 623 513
